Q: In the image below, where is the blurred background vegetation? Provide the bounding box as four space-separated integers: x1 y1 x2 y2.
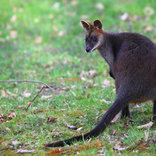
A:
0 0 156 155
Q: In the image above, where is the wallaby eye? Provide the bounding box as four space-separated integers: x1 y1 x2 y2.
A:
93 37 98 42
85 37 88 42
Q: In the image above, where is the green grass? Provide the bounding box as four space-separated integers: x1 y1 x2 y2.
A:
0 0 156 155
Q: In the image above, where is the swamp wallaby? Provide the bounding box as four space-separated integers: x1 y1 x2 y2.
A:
45 20 156 147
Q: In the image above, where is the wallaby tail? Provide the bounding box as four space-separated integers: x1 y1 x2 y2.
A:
45 97 129 147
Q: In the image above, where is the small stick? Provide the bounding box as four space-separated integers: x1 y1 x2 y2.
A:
0 80 53 91
0 80 55 111
26 86 45 111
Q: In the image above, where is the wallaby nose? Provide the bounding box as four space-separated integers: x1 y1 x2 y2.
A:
86 47 91 52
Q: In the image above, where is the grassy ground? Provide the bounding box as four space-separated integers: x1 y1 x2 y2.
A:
0 0 156 155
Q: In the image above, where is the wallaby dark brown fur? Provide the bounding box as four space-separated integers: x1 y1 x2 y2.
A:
45 20 156 147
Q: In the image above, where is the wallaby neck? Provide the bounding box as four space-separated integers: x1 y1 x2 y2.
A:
97 33 114 68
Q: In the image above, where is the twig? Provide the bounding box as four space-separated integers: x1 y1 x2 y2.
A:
26 86 45 111
0 80 55 111
0 80 53 91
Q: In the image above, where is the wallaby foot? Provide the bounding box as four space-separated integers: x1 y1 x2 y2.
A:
121 106 139 121
121 105 130 118
152 101 156 121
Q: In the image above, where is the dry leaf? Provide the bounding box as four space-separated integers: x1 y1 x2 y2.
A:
22 91 31 98
144 25 153 32
1 118 5 122
10 30 17 38
103 79 112 87
95 3 104 10
77 127 83 131
71 0 78 6
35 36 42 44
12 140 19 145
120 13 129 21
58 30 66 36
67 125 77 130
137 121 153 129
88 70 97 78
1 90 7 97
5 127 11 131
41 95 53 99
53 2 60 8
10 15 17 22
8 112 16 118
65 77 81 82
114 141 129 151
111 112 121 124
48 117 56 123
34 18 39 23
144 6 154 16
137 144 149 152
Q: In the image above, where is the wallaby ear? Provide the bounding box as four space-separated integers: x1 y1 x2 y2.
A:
81 21 90 31
93 20 102 29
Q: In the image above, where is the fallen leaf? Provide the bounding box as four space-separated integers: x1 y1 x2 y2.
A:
137 122 153 129
144 6 154 16
10 30 17 38
1 90 7 97
144 25 153 32
95 3 104 10
65 77 81 82
22 91 31 98
35 36 42 44
103 79 112 87
12 140 19 145
77 127 83 131
48 117 56 123
88 70 97 78
0 118 5 122
67 125 77 130
8 112 16 118
5 127 11 131
41 95 53 99
58 30 66 37
71 0 78 6
53 2 60 8
114 141 129 151
111 112 121 124
34 18 39 23
120 13 129 21
10 15 17 22
137 144 149 152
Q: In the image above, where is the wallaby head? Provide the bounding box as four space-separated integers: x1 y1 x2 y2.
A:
81 20 104 53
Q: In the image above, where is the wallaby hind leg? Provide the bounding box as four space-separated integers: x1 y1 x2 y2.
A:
121 105 130 118
152 100 156 121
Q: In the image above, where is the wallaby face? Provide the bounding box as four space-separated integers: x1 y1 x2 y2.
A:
45 19 156 148
81 20 104 53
